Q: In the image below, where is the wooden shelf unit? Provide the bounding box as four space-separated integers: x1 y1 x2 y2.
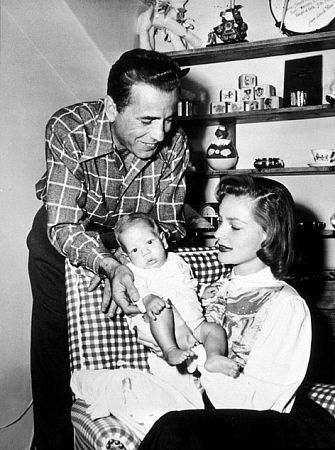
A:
187 166 335 178
167 31 335 66
170 32 335 240
177 104 335 126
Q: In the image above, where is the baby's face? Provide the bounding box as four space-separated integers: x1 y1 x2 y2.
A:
121 222 167 269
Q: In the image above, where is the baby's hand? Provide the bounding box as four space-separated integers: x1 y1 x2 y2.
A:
143 294 166 320
201 285 219 300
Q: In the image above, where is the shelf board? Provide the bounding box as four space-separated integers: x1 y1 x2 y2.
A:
177 104 335 125
194 229 335 238
187 166 335 178
167 31 335 66
323 230 335 238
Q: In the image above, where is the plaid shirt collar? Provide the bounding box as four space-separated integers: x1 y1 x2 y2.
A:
79 97 170 165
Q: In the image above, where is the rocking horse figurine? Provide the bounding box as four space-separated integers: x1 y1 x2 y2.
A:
207 1 248 46
137 0 202 51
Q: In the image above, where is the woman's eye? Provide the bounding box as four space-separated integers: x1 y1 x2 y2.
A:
231 225 241 231
147 239 153 245
132 248 138 253
141 119 152 125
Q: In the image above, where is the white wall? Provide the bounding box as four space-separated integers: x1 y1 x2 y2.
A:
0 0 138 447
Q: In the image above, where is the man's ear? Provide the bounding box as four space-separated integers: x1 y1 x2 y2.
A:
105 96 117 122
160 232 168 250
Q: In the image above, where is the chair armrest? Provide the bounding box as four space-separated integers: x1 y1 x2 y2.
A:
72 399 141 450
307 382 335 418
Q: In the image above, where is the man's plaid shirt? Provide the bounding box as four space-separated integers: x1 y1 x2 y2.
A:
36 99 189 274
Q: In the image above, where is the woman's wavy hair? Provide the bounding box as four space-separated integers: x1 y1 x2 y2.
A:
107 48 182 112
216 174 297 279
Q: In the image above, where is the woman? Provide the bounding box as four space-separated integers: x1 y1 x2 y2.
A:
139 174 335 449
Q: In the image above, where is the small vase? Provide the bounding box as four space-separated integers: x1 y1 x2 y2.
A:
206 125 238 170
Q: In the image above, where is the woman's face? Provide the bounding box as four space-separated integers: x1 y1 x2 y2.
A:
214 194 267 275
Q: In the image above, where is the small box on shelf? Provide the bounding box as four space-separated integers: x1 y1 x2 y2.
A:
255 84 276 99
238 88 255 102
238 74 258 89
220 89 237 102
245 99 264 111
210 102 227 114
264 96 283 109
227 101 244 112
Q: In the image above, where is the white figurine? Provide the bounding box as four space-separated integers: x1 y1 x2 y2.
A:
137 0 202 51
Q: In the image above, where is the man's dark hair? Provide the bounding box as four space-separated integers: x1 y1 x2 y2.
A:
107 48 182 112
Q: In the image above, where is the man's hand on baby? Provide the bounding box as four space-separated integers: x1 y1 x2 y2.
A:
92 258 140 317
113 247 129 265
105 265 140 317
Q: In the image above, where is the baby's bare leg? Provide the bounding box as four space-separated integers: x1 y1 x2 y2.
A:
149 307 194 366
196 321 240 378
172 306 198 351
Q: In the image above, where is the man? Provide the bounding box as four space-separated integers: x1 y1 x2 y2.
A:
27 48 189 449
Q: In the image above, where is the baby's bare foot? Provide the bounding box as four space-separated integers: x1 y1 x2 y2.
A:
205 355 240 377
164 347 195 366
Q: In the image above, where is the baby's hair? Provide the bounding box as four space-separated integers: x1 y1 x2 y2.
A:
216 174 296 279
114 212 160 252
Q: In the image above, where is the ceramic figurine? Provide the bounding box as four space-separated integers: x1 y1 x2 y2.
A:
207 2 248 46
206 125 238 170
137 0 202 51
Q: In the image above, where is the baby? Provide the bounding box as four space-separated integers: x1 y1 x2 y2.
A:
114 212 239 377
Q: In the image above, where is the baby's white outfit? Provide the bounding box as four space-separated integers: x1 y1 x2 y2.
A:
126 252 204 340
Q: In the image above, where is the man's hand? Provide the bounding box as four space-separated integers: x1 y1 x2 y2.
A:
88 271 122 316
104 264 140 317
89 256 140 318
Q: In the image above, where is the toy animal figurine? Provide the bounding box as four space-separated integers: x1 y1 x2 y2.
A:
206 125 239 170
207 2 248 46
206 125 237 159
137 0 202 51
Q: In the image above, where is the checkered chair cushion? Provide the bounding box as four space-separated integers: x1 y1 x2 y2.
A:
307 383 335 418
66 262 149 373
65 246 225 373
66 246 335 450
66 247 226 449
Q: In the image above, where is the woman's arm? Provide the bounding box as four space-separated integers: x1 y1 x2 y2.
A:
200 288 312 412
